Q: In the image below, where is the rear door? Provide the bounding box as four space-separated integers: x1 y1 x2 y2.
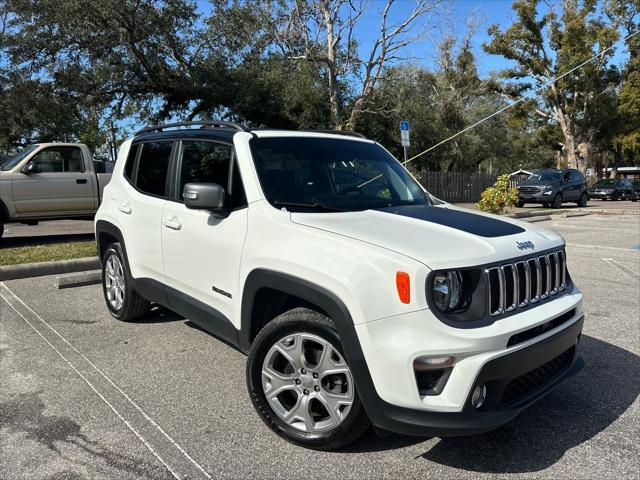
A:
12 146 95 216
116 141 172 282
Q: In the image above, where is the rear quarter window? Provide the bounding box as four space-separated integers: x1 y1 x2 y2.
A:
124 144 139 181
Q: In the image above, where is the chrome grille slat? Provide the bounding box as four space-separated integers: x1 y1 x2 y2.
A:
539 256 550 299
516 261 530 307
485 250 567 318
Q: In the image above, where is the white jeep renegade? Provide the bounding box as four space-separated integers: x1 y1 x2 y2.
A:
95 121 584 450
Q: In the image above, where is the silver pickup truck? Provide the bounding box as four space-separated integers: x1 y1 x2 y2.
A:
0 143 112 238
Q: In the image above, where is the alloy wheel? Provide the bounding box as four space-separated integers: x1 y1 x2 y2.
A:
261 332 354 433
104 254 126 310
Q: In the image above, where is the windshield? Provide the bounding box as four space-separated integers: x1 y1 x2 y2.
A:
526 170 561 182
250 137 428 211
595 180 616 187
0 145 39 171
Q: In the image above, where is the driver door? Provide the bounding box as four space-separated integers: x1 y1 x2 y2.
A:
13 146 95 216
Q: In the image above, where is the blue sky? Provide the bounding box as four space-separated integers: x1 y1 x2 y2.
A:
195 0 632 77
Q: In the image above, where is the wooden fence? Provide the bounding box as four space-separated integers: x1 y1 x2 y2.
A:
418 171 497 203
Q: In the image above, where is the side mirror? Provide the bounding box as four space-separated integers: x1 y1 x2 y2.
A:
183 182 225 212
21 161 38 174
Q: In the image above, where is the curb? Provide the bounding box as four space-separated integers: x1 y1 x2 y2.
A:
57 270 102 289
0 257 100 281
522 215 552 223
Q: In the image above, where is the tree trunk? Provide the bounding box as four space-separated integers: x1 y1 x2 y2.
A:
321 0 340 128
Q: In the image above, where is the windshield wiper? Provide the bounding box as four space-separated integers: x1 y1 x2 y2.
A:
273 200 349 212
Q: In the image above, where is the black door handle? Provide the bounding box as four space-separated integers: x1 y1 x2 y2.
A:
76 178 88 184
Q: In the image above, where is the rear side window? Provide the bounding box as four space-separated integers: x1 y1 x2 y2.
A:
124 144 139 181
570 170 583 182
136 141 173 197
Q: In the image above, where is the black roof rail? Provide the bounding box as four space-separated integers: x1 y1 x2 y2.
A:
304 129 367 139
135 121 251 136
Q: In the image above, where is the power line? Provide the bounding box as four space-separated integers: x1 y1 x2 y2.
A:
402 28 640 166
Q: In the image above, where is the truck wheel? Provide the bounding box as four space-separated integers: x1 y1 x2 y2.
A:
247 308 370 450
101 243 150 321
577 193 588 207
552 194 562 209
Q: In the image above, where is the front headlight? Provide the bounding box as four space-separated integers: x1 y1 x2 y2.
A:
431 270 463 312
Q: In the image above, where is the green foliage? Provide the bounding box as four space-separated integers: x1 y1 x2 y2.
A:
477 175 519 214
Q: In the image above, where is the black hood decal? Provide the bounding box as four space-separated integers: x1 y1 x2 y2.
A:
376 205 525 238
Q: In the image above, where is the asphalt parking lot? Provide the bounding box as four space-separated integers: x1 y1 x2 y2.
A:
1 213 639 479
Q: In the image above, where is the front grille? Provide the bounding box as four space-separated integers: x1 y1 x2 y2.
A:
486 250 567 316
500 346 575 406
519 186 541 194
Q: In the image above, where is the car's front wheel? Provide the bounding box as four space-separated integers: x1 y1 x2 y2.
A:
552 194 563 209
102 243 150 321
247 308 370 450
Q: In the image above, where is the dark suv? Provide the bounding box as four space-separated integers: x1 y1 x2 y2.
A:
517 169 588 209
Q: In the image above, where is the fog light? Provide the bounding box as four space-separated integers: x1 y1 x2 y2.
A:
471 384 486 409
413 355 455 371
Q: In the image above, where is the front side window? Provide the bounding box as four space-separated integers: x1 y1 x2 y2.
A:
250 137 427 211
136 141 173 197
175 140 246 208
31 147 84 173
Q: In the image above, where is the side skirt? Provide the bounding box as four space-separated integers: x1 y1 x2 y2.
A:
133 277 240 349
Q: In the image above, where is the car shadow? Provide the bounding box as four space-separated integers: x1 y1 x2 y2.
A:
128 305 184 324
413 335 639 473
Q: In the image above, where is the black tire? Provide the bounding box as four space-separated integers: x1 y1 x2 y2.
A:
551 194 562 209
0 220 3 239
247 307 370 450
613 192 619 201
577 192 588 207
542 203 550 208
517 201 525 208
101 243 150 321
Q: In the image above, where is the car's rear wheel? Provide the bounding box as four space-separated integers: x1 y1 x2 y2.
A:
247 308 370 450
517 201 525 208
552 194 562 209
577 193 588 207
102 243 150 321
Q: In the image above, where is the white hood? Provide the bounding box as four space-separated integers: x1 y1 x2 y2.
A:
291 204 564 270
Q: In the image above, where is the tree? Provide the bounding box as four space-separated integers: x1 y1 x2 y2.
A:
280 0 442 130
484 0 622 173
608 0 640 164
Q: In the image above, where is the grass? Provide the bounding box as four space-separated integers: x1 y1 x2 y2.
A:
0 241 97 266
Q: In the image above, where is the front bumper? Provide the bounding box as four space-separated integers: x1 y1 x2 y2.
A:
519 191 555 203
589 192 614 199
349 287 584 437
358 316 584 437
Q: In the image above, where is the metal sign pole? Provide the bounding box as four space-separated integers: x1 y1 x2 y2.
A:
400 120 410 164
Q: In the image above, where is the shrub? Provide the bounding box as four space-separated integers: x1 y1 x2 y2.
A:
477 174 519 214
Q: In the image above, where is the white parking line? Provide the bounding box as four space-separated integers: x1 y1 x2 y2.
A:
566 243 640 252
551 224 639 232
0 282 212 480
601 258 640 280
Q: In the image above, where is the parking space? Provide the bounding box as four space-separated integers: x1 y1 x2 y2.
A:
1 214 639 479
2 220 94 248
